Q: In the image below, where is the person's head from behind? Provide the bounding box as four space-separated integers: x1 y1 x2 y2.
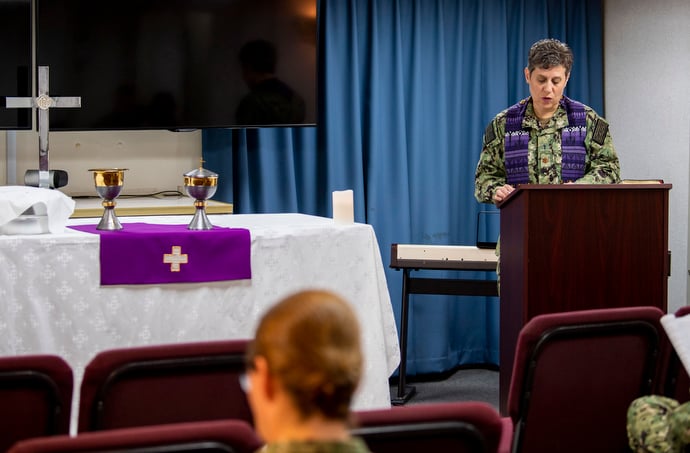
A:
239 39 278 88
524 38 573 118
245 289 363 442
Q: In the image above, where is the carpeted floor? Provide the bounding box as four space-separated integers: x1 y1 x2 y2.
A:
389 367 499 410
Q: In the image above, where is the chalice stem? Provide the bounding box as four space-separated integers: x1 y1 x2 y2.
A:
189 200 213 230
98 202 122 230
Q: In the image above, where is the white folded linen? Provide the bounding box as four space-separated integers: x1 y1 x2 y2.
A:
0 185 75 234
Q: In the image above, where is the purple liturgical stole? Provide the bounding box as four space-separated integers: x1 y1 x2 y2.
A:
504 96 587 184
70 223 251 285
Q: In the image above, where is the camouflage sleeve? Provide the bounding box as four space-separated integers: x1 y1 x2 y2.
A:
669 401 690 450
626 395 690 453
576 109 621 184
474 115 507 204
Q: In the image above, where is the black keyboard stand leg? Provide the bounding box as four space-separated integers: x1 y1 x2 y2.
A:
392 268 416 405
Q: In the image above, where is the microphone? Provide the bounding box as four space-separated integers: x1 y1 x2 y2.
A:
24 169 69 189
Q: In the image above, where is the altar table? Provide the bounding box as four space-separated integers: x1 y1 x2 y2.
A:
0 213 400 429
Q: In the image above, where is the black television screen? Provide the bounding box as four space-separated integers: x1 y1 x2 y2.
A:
36 0 317 131
0 0 32 130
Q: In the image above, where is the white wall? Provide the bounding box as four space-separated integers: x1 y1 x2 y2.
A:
0 129 201 196
604 0 690 312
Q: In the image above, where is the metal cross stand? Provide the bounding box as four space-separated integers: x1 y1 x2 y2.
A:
6 66 81 188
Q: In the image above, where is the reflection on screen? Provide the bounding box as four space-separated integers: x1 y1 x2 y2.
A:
36 0 318 130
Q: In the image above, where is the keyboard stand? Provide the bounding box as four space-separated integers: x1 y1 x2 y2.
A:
389 244 498 405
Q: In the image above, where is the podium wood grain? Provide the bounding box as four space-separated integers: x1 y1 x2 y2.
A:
498 183 671 414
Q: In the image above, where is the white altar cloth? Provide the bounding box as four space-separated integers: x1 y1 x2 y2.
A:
0 213 400 429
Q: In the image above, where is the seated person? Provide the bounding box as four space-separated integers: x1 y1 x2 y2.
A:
243 289 372 453
627 395 690 452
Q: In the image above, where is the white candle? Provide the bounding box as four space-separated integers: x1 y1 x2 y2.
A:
332 189 354 224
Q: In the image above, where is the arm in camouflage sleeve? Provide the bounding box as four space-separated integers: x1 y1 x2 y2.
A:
576 110 621 184
474 117 508 204
627 395 690 452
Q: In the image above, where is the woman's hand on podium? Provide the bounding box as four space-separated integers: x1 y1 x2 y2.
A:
493 184 515 204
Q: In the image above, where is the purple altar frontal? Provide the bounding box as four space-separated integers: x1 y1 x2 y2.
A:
69 223 251 285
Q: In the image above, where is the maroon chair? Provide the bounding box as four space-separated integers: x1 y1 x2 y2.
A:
77 339 252 433
662 305 690 404
0 354 73 453
505 306 664 453
353 401 504 453
7 419 263 453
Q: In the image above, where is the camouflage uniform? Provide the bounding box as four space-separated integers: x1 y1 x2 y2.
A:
627 395 690 452
259 439 372 453
474 97 621 204
473 97 621 293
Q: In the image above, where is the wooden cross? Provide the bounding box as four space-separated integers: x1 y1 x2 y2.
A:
5 66 81 188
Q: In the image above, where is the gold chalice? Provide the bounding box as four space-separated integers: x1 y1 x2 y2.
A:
183 164 218 230
89 168 128 230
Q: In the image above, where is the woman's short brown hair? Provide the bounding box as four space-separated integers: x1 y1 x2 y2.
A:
527 38 573 75
247 289 363 421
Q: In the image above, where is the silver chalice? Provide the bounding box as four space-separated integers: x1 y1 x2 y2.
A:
89 168 128 230
183 164 218 230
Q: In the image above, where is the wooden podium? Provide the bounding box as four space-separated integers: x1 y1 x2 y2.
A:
498 183 671 414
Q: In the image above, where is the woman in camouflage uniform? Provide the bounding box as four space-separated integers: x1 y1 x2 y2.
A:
474 39 620 203
243 290 372 453
474 38 620 204
474 38 621 291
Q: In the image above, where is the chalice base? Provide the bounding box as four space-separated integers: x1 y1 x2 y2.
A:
188 207 213 230
97 207 123 231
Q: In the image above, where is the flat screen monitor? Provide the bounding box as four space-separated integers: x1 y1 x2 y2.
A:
36 0 318 131
0 0 32 130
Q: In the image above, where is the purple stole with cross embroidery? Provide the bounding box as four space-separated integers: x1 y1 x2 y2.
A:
504 96 587 185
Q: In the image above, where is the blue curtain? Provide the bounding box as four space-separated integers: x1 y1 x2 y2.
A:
203 0 604 375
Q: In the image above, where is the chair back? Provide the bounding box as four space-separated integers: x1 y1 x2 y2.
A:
507 306 664 453
0 354 73 452
353 401 503 453
8 419 262 453
662 305 690 404
78 339 252 432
